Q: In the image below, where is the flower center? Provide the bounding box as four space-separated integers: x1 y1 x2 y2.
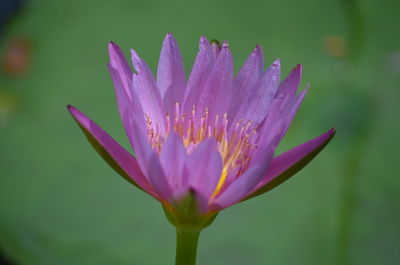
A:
145 103 257 197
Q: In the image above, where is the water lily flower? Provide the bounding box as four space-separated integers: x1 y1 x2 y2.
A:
68 33 335 265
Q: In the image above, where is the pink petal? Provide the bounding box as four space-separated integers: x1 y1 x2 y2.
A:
276 64 302 102
183 36 213 114
214 120 282 207
255 65 304 145
147 152 172 201
212 121 282 209
212 159 272 210
108 43 135 132
108 42 133 100
67 105 155 196
262 64 302 126
279 88 308 140
228 45 264 121
256 88 308 154
157 33 186 114
185 139 223 200
122 109 154 178
246 128 336 200
131 49 166 132
251 118 285 166
108 64 130 117
159 132 187 190
237 45 264 82
196 43 233 118
124 104 172 200
231 58 281 127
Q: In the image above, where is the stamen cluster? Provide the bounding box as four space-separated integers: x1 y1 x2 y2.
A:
145 103 258 193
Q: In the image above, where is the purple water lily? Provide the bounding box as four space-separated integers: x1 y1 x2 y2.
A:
68 32 334 216
68 33 334 264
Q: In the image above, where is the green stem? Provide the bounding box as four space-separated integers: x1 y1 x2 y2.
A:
175 229 201 265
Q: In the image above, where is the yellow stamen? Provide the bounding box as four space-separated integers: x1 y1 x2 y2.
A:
144 103 256 199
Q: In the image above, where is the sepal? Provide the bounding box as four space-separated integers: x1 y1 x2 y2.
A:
244 128 336 200
67 105 153 195
163 188 218 231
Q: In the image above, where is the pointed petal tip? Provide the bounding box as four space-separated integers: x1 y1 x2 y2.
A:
161 32 180 55
315 127 336 144
199 35 209 45
108 41 121 54
189 137 219 156
67 104 78 115
286 64 302 76
166 131 185 145
107 42 131 72
328 127 336 136
67 105 87 125
130 48 139 59
248 45 263 59
319 127 336 138
200 137 219 148
67 104 76 117
282 63 302 83
130 49 142 68
220 42 232 55
273 58 281 66
254 44 263 53
267 58 281 72
164 32 176 42
222 40 229 48
199 36 210 51
108 41 117 47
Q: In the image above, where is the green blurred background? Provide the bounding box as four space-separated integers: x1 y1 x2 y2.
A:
0 0 399 264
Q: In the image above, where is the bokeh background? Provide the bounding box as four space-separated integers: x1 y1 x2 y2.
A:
0 0 399 264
